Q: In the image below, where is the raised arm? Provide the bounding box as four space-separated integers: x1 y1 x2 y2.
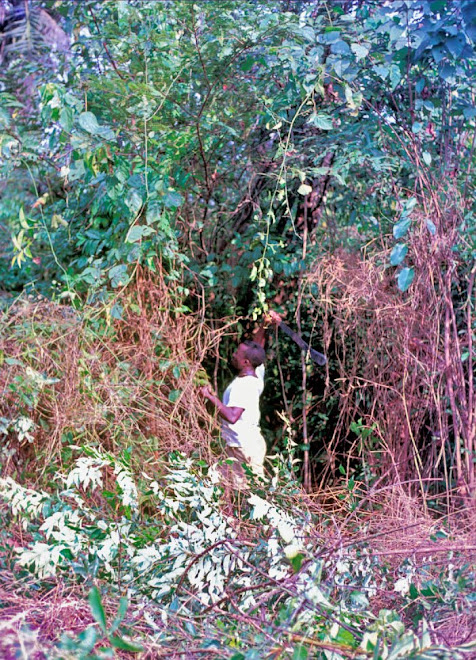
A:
252 310 282 347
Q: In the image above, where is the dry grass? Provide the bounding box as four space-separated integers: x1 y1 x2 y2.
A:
0 268 228 485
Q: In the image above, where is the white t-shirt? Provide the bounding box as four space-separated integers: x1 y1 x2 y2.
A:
221 364 265 449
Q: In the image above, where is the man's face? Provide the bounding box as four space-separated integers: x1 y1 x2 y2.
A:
231 343 249 371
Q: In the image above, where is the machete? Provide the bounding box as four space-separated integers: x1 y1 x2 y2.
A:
277 321 327 366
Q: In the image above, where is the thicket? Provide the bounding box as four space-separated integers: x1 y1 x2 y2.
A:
0 0 475 657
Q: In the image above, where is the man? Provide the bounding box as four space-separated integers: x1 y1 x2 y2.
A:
199 311 281 482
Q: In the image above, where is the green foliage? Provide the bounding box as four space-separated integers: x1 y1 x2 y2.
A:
0 453 474 657
2 0 475 304
59 587 143 657
1 3 475 654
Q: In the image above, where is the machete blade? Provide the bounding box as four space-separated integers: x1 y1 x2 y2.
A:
278 321 327 366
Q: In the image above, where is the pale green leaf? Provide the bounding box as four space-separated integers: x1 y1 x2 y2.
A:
426 218 437 235
59 107 73 132
373 64 389 79
308 114 334 130
298 183 312 195
78 111 100 134
125 190 143 215
393 217 411 239
108 264 129 288
163 190 184 208
351 42 370 60
78 111 114 140
390 243 408 266
126 225 155 243
292 645 308 660
397 267 415 292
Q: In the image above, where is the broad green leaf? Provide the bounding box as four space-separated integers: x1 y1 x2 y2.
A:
109 635 144 652
412 122 422 133
292 645 308 660
462 1 476 41
109 264 129 288
126 226 143 243
310 166 331 176
422 151 432 165
373 64 389 79
409 583 419 599
69 159 85 181
125 190 143 215
76 626 98 651
110 303 123 320
397 267 415 292
88 586 107 632
351 42 370 60
439 63 456 83
240 55 255 72
79 111 101 134
404 197 417 212
390 243 408 266
146 202 162 225
59 107 73 132
335 627 355 645
298 183 312 195
168 389 181 403
446 35 466 59
125 225 155 243
78 111 114 140
331 39 350 55
290 552 304 572
393 217 411 239
350 590 369 609
463 106 476 120
309 113 334 130
163 190 184 208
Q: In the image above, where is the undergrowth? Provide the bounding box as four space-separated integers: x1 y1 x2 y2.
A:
0 451 474 659
0 282 475 659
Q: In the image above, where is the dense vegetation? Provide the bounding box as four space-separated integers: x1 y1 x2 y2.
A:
0 1 475 657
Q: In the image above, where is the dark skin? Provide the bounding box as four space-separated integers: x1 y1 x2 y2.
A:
199 311 281 424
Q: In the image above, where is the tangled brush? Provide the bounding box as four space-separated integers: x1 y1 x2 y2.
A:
308 194 474 507
0 266 224 485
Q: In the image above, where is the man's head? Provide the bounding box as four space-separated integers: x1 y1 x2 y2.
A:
231 340 266 372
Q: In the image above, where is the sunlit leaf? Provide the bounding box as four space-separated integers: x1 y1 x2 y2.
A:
308 113 334 130
351 42 370 60
297 183 312 195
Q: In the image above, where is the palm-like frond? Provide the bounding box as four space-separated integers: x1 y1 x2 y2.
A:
0 1 68 63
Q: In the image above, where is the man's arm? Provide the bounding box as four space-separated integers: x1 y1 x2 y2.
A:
199 386 244 424
252 310 282 347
